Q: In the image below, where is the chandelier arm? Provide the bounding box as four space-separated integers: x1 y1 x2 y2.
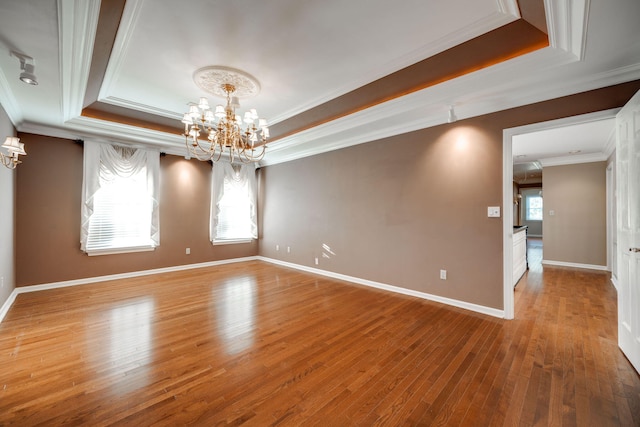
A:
240 143 266 163
0 152 19 169
212 138 225 163
185 132 217 161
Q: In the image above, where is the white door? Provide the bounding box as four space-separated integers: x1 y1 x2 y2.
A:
616 89 640 374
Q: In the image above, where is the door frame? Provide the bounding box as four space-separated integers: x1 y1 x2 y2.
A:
502 108 619 319
606 162 616 284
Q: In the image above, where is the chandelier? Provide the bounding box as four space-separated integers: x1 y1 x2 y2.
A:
1 137 26 169
181 66 269 163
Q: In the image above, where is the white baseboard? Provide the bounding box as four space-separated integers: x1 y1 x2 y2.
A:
610 275 618 290
257 256 505 319
541 259 608 271
1 255 506 323
0 289 18 324
0 256 258 323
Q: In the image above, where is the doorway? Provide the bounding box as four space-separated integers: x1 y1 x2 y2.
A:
502 108 619 319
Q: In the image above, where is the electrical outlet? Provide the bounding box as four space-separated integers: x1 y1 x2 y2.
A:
440 270 447 280
276 244 279 251
0 276 3 288
185 248 190 255
287 246 291 253
314 257 319 265
487 206 501 217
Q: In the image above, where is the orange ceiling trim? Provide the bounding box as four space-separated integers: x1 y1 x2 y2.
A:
82 107 179 135
269 19 549 141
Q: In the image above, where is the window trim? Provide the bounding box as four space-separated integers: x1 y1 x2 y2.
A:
211 238 254 246
87 245 156 257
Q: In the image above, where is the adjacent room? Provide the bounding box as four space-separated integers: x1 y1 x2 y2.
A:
1 0 639 425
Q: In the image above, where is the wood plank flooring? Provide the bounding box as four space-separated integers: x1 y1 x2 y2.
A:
0 245 638 425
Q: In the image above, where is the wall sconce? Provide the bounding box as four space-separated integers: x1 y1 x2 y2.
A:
11 52 38 86
1 137 26 169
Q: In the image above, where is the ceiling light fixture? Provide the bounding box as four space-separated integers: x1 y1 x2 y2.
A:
447 105 457 123
11 52 38 86
1 137 27 169
181 67 268 163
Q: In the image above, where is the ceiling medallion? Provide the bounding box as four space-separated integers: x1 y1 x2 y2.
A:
193 66 261 99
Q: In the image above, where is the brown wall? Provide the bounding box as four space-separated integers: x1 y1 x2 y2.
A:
0 104 16 307
542 162 607 266
15 135 257 286
260 81 640 310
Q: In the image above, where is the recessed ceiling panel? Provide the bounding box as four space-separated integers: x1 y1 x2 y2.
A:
100 0 515 124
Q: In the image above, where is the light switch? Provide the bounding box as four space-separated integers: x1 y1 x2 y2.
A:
549 210 555 216
487 206 501 217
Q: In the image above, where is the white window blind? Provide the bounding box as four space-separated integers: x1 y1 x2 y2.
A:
81 141 160 255
526 195 543 221
210 163 257 244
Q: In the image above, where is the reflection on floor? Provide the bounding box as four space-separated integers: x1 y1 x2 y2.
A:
514 236 542 291
526 236 542 271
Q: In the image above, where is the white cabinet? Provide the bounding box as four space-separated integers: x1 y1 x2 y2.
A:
513 227 527 287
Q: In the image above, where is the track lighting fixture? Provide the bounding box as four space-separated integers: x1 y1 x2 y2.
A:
447 105 457 123
11 52 38 86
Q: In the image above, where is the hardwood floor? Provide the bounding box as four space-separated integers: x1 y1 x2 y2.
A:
0 254 638 425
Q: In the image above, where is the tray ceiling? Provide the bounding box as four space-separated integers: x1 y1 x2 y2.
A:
0 0 639 165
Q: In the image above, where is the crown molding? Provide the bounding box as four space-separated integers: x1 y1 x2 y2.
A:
545 0 590 59
507 108 619 136
539 152 607 167
59 0 101 121
263 115 443 166
262 38 640 166
496 0 521 17
99 96 183 120
18 116 187 156
97 0 146 102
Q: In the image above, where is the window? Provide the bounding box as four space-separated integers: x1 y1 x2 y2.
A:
81 141 159 255
210 163 257 244
525 195 543 221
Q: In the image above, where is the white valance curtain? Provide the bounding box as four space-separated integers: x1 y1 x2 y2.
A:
210 162 258 242
80 141 160 252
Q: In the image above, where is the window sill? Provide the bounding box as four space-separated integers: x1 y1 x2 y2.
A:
86 245 156 256
211 238 254 246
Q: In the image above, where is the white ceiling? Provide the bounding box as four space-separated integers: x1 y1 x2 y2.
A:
513 115 615 165
0 0 639 165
